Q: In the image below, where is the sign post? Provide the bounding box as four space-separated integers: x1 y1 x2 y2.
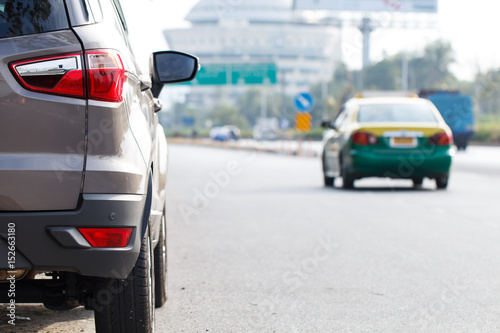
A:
294 92 315 113
294 92 314 133
295 113 312 133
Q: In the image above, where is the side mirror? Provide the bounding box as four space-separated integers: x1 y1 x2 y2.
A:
150 51 199 97
321 120 335 129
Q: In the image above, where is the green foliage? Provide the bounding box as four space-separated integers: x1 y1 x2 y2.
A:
411 40 458 90
210 104 249 129
303 128 325 141
165 128 211 138
364 57 401 90
238 88 261 126
473 115 500 143
361 40 460 91
474 69 500 115
4 0 52 36
167 39 500 145
310 62 355 125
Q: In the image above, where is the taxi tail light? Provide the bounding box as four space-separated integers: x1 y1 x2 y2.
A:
428 132 453 146
78 228 133 248
351 132 379 145
9 50 126 102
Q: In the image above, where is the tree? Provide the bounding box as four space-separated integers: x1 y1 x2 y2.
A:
211 104 249 129
410 40 459 90
474 68 500 115
237 88 261 126
363 57 401 90
310 62 355 123
235 87 294 126
359 40 459 92
4 0 52 37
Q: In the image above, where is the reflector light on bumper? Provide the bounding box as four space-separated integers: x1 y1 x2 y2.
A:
78 228 133 248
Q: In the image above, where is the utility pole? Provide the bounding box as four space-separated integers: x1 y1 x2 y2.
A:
401 53 409 91
260 81 268 119
281 70 287 121
358 17 374 91
359 17 373 69
322 81 328 119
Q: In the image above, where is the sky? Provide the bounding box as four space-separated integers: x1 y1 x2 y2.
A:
120 0 500 81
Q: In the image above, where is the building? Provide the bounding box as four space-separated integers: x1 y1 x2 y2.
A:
164 0 340 118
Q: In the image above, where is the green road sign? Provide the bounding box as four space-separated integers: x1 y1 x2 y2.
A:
184 63 278 85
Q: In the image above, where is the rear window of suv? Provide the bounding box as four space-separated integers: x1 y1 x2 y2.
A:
358 103 438 123
0 0 69 39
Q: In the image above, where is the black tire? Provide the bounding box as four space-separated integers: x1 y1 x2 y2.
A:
340 158 354 189
412 177 424 187
436 175 449 190
324 175 335 187
154 214 167 308
342 175 354 189
93 229 155 333
322 152 334 187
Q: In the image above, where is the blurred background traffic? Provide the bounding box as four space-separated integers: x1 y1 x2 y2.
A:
119 0 499 146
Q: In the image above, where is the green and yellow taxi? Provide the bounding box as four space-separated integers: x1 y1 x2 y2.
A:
321 94 454 189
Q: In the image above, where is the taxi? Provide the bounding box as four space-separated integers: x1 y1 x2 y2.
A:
321 93 454 189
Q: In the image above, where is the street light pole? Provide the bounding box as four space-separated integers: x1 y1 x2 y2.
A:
359 17 373 69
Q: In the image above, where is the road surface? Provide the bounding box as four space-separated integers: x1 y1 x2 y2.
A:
2 144 499 332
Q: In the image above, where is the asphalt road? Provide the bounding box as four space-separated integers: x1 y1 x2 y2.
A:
2 144 499 332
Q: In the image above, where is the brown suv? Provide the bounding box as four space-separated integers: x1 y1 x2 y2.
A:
0 0 198 331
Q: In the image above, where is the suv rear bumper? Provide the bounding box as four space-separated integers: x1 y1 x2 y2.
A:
0 194 146 279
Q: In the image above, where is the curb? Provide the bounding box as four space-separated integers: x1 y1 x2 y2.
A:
167 138 321 158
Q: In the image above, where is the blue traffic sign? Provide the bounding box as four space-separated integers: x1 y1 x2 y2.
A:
182 116 195 126
294 93 314 112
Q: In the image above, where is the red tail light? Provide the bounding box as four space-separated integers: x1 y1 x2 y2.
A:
78 228 133 248
351 131 379 145
10 53 85 98
10 50 127 102
86 51 126 102
428 132 453 146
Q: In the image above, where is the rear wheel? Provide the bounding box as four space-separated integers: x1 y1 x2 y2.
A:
412 177 424 187
93 229 155 333
322 152 335 187
435 175 449 190
340 158 354 189
342 175 354 189
324 175 334 187
154 214 168 308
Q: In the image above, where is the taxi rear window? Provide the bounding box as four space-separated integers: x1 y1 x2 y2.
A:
358 104 438 123
0 0 69 39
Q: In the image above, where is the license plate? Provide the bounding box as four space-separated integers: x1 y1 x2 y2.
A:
391 137 417 147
